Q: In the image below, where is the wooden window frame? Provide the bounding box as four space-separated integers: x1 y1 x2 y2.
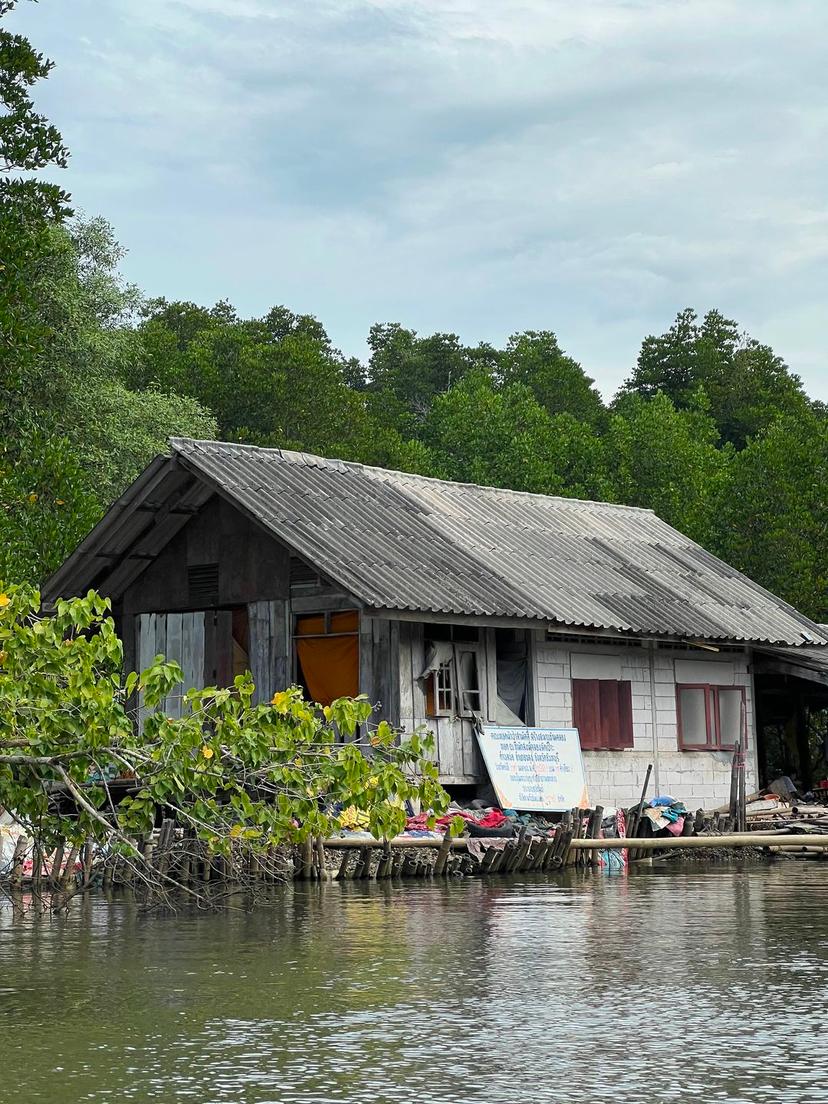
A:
676 683 746 751
424 641 485 720
572 678 634 751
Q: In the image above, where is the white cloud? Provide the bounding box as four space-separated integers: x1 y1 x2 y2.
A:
12 0 828 398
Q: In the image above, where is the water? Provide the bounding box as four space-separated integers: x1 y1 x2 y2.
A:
1 863 826 1104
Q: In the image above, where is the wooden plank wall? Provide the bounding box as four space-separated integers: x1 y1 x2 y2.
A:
248 599 289 704
397 621 487 784
136 611 205 730
359 614 401 723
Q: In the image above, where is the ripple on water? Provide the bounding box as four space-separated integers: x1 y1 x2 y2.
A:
1 863 827 1103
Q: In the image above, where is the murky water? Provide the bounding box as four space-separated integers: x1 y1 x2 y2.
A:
1 863 826 1104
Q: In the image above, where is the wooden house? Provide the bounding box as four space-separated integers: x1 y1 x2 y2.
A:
43 438 828 810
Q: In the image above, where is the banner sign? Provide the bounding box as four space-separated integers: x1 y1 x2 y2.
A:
476 726 589 812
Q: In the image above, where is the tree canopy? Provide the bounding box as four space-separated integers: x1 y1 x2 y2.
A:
1 3 827 625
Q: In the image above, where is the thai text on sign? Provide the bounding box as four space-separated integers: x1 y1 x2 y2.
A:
476 726 590 812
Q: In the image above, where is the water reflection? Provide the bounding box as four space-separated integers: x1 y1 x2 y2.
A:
1 864 826 1103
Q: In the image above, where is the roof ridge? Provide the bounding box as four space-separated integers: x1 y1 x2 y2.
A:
168 437 656 516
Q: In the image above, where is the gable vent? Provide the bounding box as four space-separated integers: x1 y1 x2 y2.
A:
187 562 219 606
289 557 321 589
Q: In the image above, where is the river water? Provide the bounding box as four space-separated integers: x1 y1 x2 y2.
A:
1 862 826 1104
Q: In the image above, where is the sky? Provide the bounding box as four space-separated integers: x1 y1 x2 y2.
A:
12 0 828 399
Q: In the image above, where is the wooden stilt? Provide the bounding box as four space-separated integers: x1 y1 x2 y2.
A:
434 831 453 877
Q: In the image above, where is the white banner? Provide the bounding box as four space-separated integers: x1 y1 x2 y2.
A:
476 726 589 812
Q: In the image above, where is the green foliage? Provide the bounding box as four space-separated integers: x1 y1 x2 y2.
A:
622 307 810 448
500 330 607 427
0 1 70 421
0 0 70 220
424 368 613 500
0 218 217 584
367 324 470 426
714 414 828 621
134 300 431 473
608 391 730 546
0 431 100 583
0 585 449 860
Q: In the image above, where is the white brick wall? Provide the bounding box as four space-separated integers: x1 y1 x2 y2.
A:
534 638 757 811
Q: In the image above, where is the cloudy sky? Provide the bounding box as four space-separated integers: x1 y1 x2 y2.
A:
14 0 828 398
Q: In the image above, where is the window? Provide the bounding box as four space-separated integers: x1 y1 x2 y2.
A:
572 679 634 751
495 628 528 723
421 634 484 719
677 684 746 750
293 610 359 706
426 658 454 717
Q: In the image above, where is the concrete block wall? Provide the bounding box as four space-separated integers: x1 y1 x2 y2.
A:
533 636 757 811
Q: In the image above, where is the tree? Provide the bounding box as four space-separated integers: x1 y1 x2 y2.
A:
0 220 217 583
0 0 70 220
424 368 613 499
608 391 729 546
367 324 470 428
500 330 607 427
621 308 810 448
1 0 71 416
136 300 434 475
0 432 100 584
0 585 449 907
715 414 828 620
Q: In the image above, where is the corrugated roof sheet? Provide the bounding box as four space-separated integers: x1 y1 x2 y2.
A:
153 437 827 647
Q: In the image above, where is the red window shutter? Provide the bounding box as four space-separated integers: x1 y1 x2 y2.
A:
599 680 620 750
573 679 601 749
611 680 634 749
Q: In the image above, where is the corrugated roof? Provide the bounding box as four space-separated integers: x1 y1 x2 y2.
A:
129 437 828 647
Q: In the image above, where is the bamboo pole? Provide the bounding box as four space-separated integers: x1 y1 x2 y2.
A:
317 830 824 851
574 833 828 851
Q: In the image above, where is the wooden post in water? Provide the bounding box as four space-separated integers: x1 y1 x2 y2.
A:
335 850 351 880
10 836 27 889
400 851 417 878
434 831 453 877
378 841 393 879
50 843 65 890
315 836 327 880
355 846 372 879
587 806 604 867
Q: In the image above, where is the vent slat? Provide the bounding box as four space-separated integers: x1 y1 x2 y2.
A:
188 562 219 605
289 557 320 588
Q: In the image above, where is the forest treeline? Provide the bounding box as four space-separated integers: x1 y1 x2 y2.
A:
2 4 827 621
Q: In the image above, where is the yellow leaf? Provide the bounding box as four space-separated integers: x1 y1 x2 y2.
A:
201 745 214 759
0 650 6 665
0 593 9 608
27 492 38 503
271 690 291 711
55 499 65 506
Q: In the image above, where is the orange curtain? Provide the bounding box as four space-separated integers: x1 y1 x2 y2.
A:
295 611 359 705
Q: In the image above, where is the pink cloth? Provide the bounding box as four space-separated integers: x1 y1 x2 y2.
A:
666 816 685 836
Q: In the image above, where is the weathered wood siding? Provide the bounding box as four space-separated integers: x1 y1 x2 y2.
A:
121 495 289 618
359 614 400 723
248 599 289 704
398 621 489 784
136 611 205 729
